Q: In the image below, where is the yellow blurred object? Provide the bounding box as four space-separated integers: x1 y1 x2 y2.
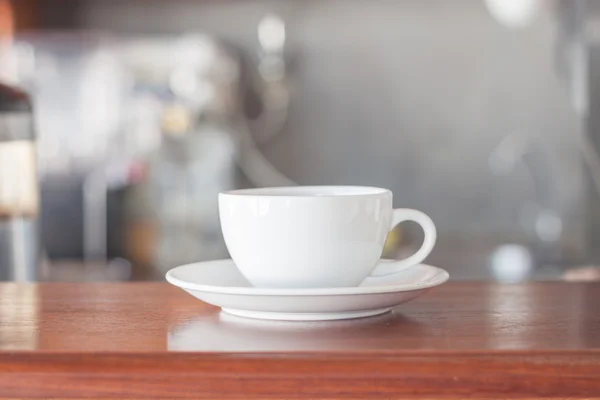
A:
161 103 191 136
382 226 403 258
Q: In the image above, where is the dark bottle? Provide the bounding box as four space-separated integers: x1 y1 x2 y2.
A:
0 82 39 281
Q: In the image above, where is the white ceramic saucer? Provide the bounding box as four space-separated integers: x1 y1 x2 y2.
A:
166 259 449 321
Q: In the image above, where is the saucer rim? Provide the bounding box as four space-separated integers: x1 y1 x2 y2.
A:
165 259 449 296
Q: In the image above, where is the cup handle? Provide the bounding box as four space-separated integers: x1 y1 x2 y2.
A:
370 209 437 277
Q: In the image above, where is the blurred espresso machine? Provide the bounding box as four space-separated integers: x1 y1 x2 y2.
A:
0 82 39 281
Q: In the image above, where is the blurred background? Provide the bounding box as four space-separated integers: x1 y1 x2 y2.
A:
1 0 599 282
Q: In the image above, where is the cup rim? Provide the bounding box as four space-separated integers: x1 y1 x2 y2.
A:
220 185 390 198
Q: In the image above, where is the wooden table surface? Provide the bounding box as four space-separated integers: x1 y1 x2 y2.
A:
0 282 598 398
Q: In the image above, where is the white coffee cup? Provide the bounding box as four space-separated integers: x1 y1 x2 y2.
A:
219 186 436 288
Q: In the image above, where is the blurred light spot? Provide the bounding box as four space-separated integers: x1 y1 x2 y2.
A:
535 211 562 242
490 244 532 283
174 34 216 74
258 14 286 53
484 0 540 29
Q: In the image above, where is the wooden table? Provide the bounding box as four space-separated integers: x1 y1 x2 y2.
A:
0 282 598 398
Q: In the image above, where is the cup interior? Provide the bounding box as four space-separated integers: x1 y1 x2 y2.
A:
220 186 389 197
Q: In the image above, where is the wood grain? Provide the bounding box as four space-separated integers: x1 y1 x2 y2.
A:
0 282 597 398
